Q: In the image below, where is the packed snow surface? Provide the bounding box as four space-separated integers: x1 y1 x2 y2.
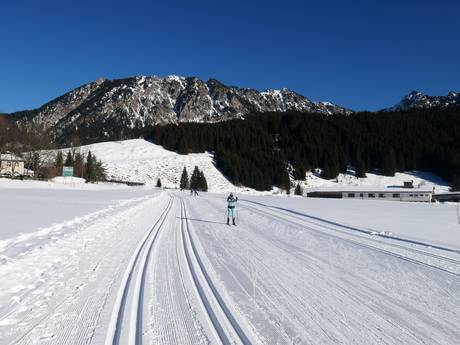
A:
1 182 459 344
49 176 86 184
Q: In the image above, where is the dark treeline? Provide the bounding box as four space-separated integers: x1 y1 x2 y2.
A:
149 119 289 191
148 107 460 191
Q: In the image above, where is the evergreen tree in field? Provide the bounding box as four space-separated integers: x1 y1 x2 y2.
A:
190 166 200 191
55 151 64 175
198 170 208 192
84 151 95 182
64 151 74 167
189 166 208 192
84 151 94 181
294 183 303 196
84 151 105 182
73 152 84 178
156 178 162 188
180 167 189 190
94 158 106 182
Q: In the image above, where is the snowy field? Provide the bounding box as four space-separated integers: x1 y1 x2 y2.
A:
1 182 459 344
0 179 155 240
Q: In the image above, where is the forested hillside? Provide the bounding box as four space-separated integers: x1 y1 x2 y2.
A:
148 107 460 191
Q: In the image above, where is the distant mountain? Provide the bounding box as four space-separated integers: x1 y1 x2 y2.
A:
386 90 460 112
8 75 351 143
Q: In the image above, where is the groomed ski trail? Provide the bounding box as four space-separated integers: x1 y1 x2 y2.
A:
104 196 173 345
179 197 254 345
3 191 460 344
185 194 460 344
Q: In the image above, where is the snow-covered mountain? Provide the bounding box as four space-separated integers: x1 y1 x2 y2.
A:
386 90 460 111
10 75 350 142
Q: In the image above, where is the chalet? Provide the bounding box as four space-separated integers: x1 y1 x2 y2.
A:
0 152 26 176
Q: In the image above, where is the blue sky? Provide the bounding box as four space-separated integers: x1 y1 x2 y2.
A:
1 0 459 112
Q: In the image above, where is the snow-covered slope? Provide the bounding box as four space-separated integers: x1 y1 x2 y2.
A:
68 139 236 192
52 139 451 194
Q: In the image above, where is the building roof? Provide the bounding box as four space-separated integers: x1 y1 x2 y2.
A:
306 186 434 194
0 153 25 162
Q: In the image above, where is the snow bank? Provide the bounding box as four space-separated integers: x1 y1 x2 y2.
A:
50 176 86 184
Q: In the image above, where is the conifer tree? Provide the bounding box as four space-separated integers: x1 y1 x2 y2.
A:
190 166 200 191
198 170 208 192
84 151 95 182
156 178 162 188
294 183 303 196
94 158 106 182
73 152 84 178
180 167 189 190
55 151 64 175
64 151 74 167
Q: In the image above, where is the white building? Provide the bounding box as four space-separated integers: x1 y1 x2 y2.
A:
307 187 433 202
0 152 26 176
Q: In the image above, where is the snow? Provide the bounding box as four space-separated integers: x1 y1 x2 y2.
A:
1 181 459 344
55 139 237 192
50 176 86 184
240 194 460 251
299 170 450 193
44 139 451 199
0 179 154 240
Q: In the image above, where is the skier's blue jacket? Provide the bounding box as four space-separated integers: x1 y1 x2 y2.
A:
227 196 238 209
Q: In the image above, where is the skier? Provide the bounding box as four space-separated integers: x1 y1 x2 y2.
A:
226 192 238 225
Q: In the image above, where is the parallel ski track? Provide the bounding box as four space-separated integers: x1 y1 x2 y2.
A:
105 195 173 345
179 197 252 345
239 201 460 277
240 199 460 264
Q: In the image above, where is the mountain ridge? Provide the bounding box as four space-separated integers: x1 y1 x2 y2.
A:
385 90 460 112
8 75 351 143
5 76 460 144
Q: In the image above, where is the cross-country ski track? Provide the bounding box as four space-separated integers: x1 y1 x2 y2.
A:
1 190 459 344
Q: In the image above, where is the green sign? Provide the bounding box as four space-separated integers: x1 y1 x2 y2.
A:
63 166 74 177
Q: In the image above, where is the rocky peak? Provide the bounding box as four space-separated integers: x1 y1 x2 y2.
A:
9 75 351 143
387 90 460 111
